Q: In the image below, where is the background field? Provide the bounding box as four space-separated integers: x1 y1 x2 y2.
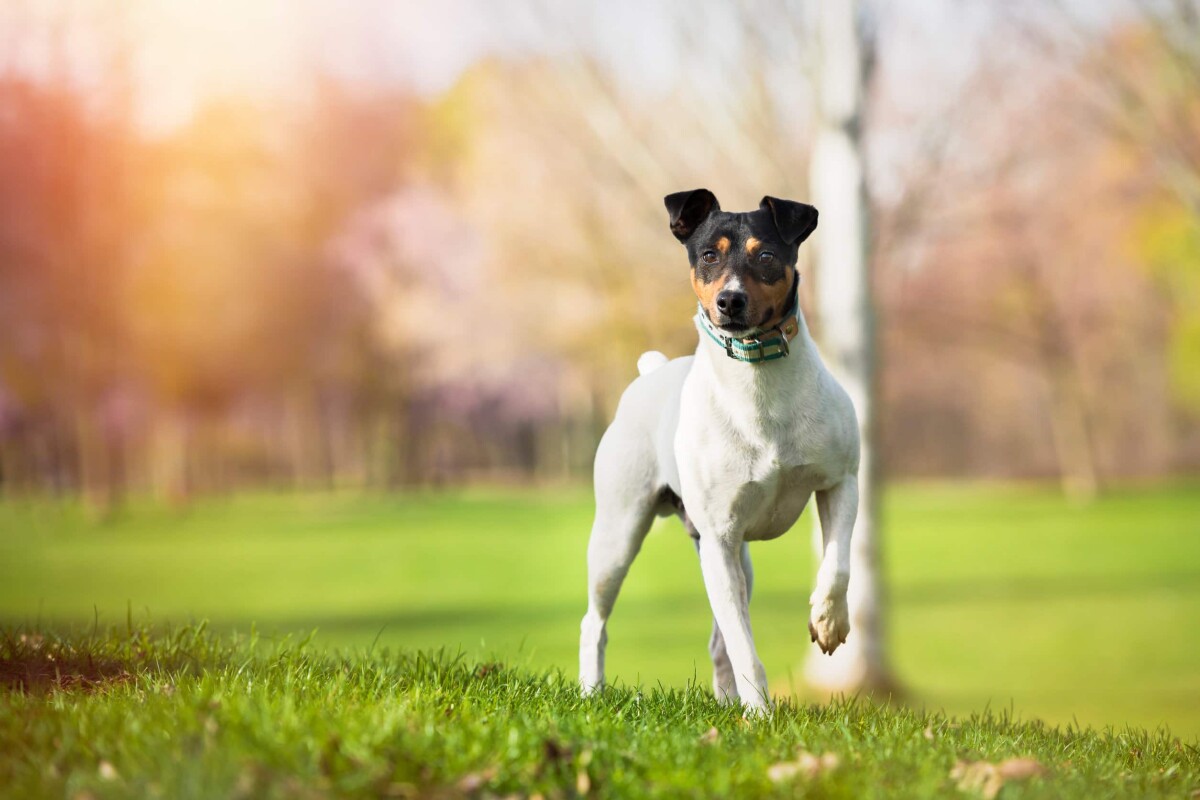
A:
2 482 1198 741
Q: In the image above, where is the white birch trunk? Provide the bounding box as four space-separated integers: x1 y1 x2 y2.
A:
805 0 896 693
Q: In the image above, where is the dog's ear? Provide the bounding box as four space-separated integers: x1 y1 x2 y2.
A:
664 189 719 243
760 196 818 245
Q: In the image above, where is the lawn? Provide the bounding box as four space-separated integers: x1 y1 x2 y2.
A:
2 627 1196 798
0 481 1198 743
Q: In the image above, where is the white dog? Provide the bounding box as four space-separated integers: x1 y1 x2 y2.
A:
579 189 860 711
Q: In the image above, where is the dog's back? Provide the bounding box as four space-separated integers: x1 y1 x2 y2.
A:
592 353 692 514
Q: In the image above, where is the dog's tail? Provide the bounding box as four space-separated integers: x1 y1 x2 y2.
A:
637 350 669 376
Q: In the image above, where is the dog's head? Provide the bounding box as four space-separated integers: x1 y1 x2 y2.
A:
664 189 817 335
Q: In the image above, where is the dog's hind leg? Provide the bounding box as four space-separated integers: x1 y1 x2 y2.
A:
579 501 654 694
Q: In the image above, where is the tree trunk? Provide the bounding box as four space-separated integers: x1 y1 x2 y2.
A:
75 406 114 520
150 407 190 508
805 0 898 695
1044 356 1100 504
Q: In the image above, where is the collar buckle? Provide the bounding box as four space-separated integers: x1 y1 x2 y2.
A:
742 336 766 362
738 320 791 362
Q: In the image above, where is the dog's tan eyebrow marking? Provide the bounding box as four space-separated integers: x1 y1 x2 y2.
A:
745 237 762 255
715 236 730 254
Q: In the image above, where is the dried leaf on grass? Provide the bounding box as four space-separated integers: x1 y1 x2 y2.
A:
699 727 720 744
997 758 1047 780
951 757 1047 798
474 662 502 679
576 748 594 795
455 766 497 793
767 751 840 783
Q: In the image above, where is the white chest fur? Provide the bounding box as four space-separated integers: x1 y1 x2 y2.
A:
674 320 856 543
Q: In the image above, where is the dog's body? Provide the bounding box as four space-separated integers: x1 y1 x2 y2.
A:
579 190 860 711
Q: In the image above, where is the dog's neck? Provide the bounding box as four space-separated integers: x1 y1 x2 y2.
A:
693 299 819 422
692 270 803 364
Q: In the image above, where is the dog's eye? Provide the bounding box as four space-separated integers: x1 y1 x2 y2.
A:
701 250 719 265
758 251 775 264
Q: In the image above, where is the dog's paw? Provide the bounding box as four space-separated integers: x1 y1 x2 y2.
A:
808 593 850 655
714 683 739 706
740 696 775 719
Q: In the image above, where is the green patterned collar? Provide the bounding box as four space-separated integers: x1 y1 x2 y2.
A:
694 304 800 364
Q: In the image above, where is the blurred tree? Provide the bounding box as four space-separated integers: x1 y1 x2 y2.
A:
1010 0 1200 421
870 1 1193 495
125 100 308 499
1136 201 1200 413
877 56 1175 496
0 15 137 512
805 0 897 694
286 79 421 489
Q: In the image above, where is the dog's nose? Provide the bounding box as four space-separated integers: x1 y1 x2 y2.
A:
716 290 747 317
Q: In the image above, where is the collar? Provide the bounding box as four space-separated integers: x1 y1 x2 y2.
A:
694 276 802 365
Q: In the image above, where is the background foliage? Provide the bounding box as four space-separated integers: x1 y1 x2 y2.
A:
1 1 1199 509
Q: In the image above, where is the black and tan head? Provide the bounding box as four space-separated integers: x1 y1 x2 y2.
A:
664 189 818 335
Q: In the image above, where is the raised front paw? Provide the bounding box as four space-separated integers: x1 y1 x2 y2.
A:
808 593 850 655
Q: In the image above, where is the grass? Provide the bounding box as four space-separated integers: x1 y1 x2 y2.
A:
0 480 1198 745
1 624 1197 799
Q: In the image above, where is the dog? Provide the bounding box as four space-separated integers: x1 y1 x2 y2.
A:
579 189 860 711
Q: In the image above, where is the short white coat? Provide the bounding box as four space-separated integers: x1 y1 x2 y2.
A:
580 303 860 710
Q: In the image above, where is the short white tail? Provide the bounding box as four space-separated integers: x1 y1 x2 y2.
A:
637 350 669 376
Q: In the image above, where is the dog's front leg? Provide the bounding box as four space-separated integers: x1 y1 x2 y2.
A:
691 538 753 702
810 475 857 654
696 533 770 711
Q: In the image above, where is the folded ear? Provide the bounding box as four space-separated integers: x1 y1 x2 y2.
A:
664 189 719 243
760 196 818 245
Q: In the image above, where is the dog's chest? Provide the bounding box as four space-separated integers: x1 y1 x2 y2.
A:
723 450 825 541
674 347 849 541
684 418 832 541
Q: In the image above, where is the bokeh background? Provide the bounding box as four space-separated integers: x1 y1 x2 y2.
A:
1 0 1198 738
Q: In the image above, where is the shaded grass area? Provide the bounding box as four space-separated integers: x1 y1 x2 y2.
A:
1 625 1197 799
0 482 1198 740
0 631 133 693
